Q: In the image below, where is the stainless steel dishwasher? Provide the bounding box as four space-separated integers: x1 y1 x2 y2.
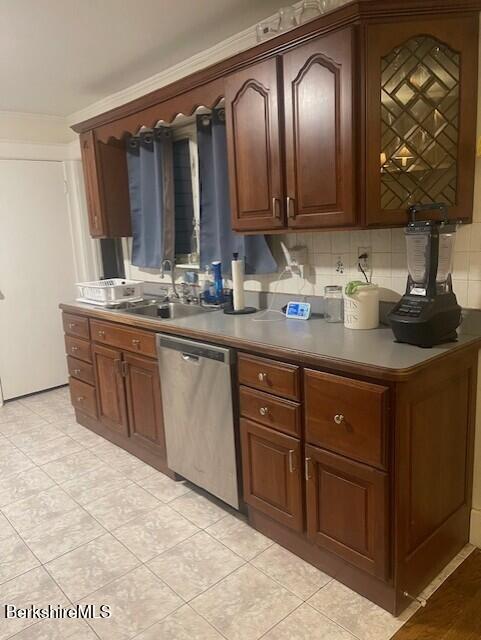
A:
156 333 239 509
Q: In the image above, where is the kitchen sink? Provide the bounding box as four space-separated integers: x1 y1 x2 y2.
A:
123 301 211 320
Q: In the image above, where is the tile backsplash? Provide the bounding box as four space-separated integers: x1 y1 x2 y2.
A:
235 224 474 308
134 222 477 309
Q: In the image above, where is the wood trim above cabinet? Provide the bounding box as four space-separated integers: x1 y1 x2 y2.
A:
72 1 481 135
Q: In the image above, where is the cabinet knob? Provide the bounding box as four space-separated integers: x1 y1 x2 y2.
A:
77 396 85 402
71 346 79 352
334 414 345 425
68 322 76 329
258 372 267 382
259 406 269 416
132 339 140 348
73 368 81 375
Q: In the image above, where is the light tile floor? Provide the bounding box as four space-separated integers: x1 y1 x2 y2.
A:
0 387 475 640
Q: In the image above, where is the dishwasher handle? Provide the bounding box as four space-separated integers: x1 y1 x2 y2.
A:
157 333 234 365
181 353 200 363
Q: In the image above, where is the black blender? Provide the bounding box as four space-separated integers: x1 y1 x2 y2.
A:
388 203 462 348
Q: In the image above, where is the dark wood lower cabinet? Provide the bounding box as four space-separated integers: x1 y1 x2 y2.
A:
240 418 303 532
305 444 389 580
124 352 166 456
92 343 129 436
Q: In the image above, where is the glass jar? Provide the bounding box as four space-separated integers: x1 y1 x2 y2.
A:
299 0 321 24
324 285 344 323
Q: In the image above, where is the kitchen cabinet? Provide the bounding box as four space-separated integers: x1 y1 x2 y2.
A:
92 343 129 436
74 3 479 235
226 28 356 232
63 313 168 472
305 444 389 580
124 352 166 456
60 302 479 616
365 16 478 226
225 58 284 231
283 28 355 229
240 418 303 531
79 131 132 238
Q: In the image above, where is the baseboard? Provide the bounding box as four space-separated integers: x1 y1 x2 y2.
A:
470 508 481 547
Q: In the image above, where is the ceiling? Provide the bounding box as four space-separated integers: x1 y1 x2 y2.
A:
0 0 282 117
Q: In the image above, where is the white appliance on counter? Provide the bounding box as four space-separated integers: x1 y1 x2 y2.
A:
156 333 239 509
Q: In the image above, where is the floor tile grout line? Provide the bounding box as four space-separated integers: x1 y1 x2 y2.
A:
257 599 306 639
247 553 332 603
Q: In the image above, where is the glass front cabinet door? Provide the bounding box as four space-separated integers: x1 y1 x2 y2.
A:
365 16 479 226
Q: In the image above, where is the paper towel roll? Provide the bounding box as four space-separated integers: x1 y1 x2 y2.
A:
232 255 245 311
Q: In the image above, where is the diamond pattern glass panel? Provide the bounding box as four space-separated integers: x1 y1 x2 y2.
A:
380 36 460 210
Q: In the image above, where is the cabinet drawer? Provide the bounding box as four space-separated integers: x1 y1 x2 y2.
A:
241 418 303 531
305 444 389 580
69 377 97 418
65 335 92 363
62 313 90 340
305 369 388 469
67 356 95 386
238 354 300 400
91 320 156 357
239 386 301 437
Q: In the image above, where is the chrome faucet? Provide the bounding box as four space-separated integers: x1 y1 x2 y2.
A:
161 259 179 300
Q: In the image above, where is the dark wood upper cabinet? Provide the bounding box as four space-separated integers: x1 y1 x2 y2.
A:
225 58 285 231
92 343 129 436
79 131 132 238
284 28 356 229
365 16 478 226
124 352 166 457
305 444 389 580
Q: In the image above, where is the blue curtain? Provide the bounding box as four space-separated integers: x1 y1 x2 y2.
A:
126 128 174 269
197 110 277 276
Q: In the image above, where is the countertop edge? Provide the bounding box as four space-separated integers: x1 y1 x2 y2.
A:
60 302 481 382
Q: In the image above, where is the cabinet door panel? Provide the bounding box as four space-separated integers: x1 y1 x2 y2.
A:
225 58 285 231
92 343 128 436
79 131 132 238
241 418 303 531
124 352 166 458
365 16 478 226
283 28 356 228
305 445 389 579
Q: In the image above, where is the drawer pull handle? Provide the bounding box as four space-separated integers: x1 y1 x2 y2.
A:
77 396 85 402
258 372 267 382
288 449 295 474
73 368 81 375
334 414 345 425
305 457 312 481
98 330 106 338
132 339 141 348
71 346 79 352
68 322 76 329
259 406 269 416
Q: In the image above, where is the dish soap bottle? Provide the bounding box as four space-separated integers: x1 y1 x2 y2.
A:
211 261 224 304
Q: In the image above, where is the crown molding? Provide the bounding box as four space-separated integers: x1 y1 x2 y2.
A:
67 23 259 128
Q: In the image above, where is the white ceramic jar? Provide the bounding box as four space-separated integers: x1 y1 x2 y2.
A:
343 284 379 330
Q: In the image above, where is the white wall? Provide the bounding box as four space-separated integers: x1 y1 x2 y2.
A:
0 111 74 144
